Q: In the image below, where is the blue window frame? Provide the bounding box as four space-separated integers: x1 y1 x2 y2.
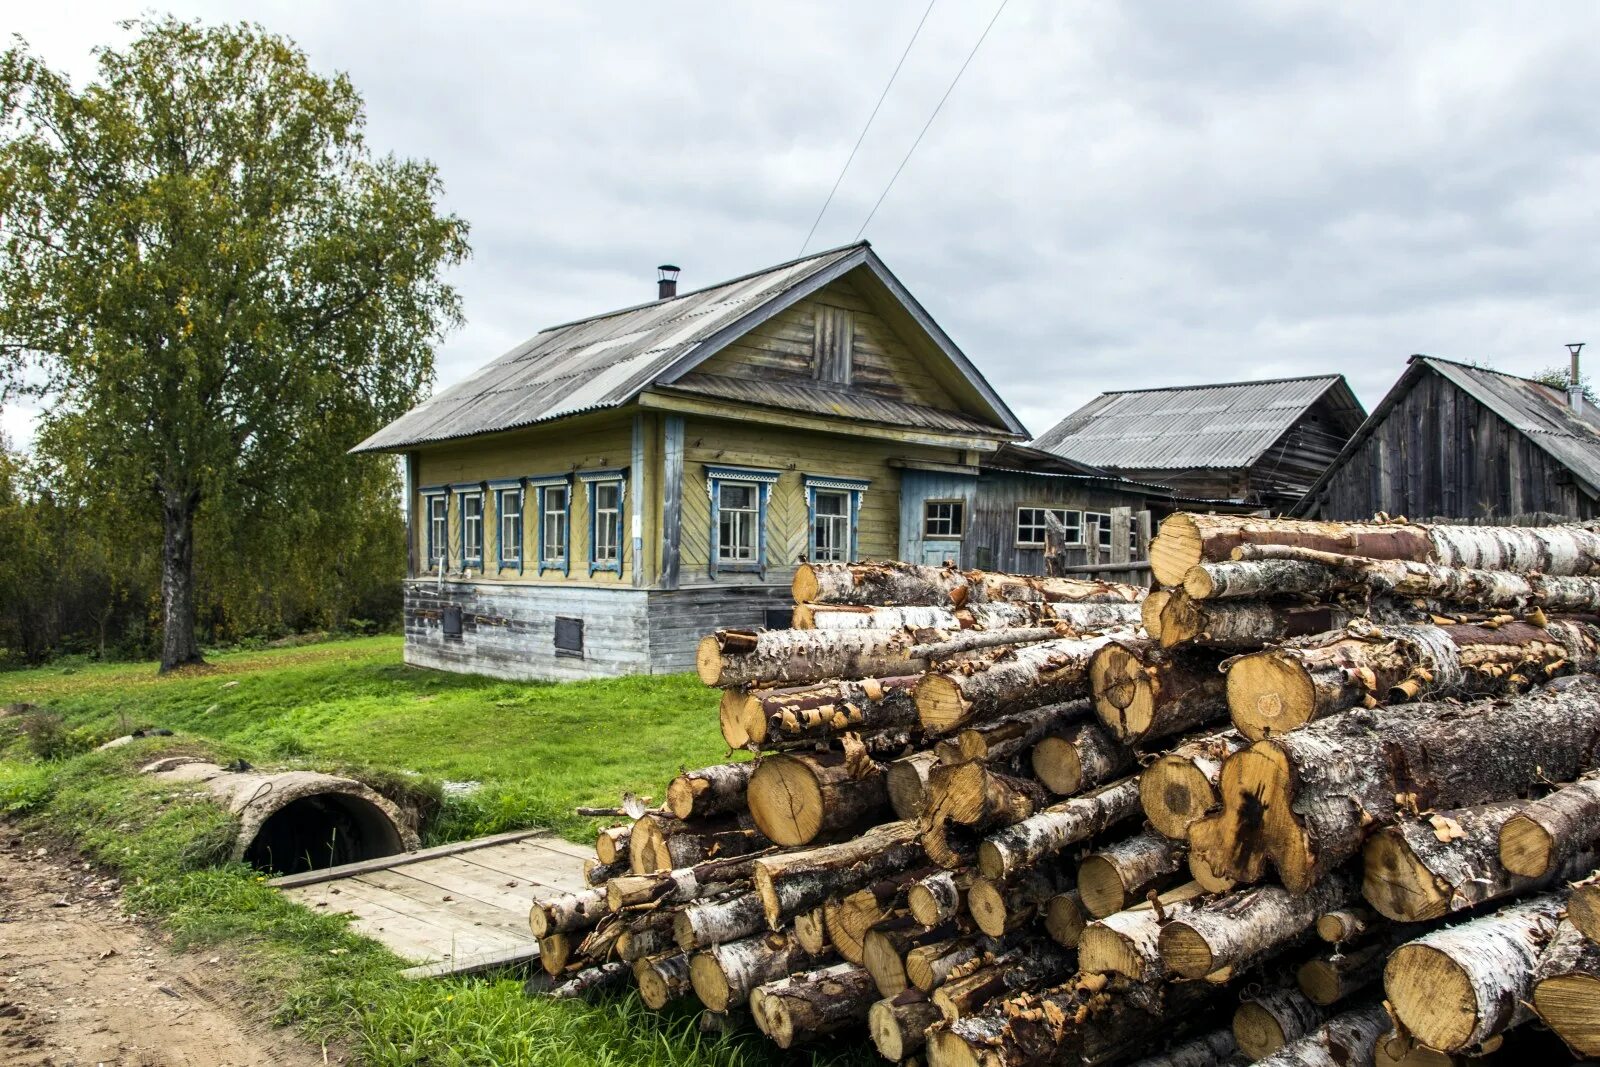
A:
527 474 572 576
579 468 627 576
706 465 781 577
803 475 869 563
454 485 485 570
421 488 448 571
490 480 523 570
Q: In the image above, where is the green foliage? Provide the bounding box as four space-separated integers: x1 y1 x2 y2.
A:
17 708 96 759
0 17 469 669
1532 366 1599 406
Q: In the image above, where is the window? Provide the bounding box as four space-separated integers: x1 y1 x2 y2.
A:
718 483 759 562
581 471 626 575
424 493 448 570
1017 507 1080 547
924 500 965 539
706 465 781 575
812 305 854 385
554 616 583 658
541 485 569 570
804 475 868 563
496 487 522 567
460 491 484 568
1084 511 1139 553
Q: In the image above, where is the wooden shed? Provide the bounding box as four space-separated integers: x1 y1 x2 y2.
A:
1031 375 1365 511
1296 355 1600 521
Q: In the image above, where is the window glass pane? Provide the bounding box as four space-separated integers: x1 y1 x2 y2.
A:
463 495 483 560
812 490 850 562
544 487 567 561
594 481 620 563
721 483 754 511
718 481 759 561
925 501 964 538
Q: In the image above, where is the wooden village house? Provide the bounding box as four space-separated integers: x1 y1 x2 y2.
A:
1296 354 1600 521
355 243 1165 681
1030 375 1366 511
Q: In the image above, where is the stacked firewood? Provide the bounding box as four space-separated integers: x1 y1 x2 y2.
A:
525 523 1600 1065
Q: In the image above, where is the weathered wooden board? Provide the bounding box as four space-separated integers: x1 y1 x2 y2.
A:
272 830 588 978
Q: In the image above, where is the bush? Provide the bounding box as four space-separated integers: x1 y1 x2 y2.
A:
20 710 94 760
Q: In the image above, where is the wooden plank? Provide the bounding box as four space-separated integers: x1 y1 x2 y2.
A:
400 943 541 981
323 878 524 956
661 414 684 590
267 829 550 890
390 856 544 912
353 868 535 938
447 842 589 894
286 883 456 963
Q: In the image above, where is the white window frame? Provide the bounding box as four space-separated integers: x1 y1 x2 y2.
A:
705 465 781 576
1016 506 1080 548
924 499 966 540
493 484 523 569
423 491 448 570
803 474 869 564
454 486 485 569
717 482 760 563
579 469 628 576
542 485 569 569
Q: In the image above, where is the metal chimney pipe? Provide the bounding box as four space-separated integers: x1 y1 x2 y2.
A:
1569 342 1586 413
657 264 680 300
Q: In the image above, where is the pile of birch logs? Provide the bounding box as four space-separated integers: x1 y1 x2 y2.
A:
524 522 1600 1066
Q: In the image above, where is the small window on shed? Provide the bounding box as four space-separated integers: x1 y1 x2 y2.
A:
441 605 463 640
554 616 584 657
765 607 794 630
924 500 965 539
812 305 854 385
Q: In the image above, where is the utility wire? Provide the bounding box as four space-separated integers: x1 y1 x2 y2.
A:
799 0 938 255
855 0 1008 240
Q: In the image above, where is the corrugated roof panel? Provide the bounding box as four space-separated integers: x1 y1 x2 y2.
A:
1031 376 1348 470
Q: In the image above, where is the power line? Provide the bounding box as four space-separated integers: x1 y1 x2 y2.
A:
798 0 938 256
855 0 1008 240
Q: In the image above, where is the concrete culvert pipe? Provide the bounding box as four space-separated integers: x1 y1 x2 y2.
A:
141 758 420 875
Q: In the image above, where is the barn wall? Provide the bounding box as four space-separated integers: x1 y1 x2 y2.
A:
1301 371 1598 520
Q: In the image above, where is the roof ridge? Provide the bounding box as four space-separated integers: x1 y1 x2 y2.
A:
1096 373 1344 396
531 241 871 336
1414 353 1553 390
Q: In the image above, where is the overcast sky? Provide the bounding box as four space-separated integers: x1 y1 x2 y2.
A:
5 1 1599 447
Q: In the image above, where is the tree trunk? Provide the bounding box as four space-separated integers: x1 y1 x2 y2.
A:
1157 869 1359 979
633 950 693 1009
687 932 823 1012
696 627 927 688
674 891 765 951
1158 593 1366 650
616 911 677 962
628 812 766 873
1077 830 1187 918
1150 512 1600 588
746 750 888 846
1142 589 1171 640
1296 940 1389 1006
1226 619 1600 741
791 905 828 955
751 820 922 927
1089 638 1228 746
1383 892 1566 1053
547 961 629 1000
921 761 1055 858
793 560 1141 608
823 866 934 964
1139 728 1248 841
595 824 630 866
666 762 754 820
1124 1029 1238 1067
1189 676 1600 893
1247 1002 1390 1067
1499 768 1600 878
604 849 766 911
1044 890 1088 948
1531 919 1600 1058
1233 987 1325 1060
158 486 204 672
912 625 1065 661
966 863 1075 938
955 699 1087 763
869 991 942 1061
1362 801 1596 922
529 887 608 937
1314 907 1377 944
1077 882 1208 982
931 943 1076 1022
538 932 572 975
862 913 961 996
584 857 626 886
915 632 1125 734
1571 876 1600 944
748 961 875 1049
793 602 963 630
977 776 1142 880
887 751 939 820
1029 718 1133 796
907 868 970 926
905 933 993 993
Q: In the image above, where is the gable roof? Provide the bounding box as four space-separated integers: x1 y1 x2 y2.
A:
1030 374 1363 472
354 242 1025 452
1294 356 1600 513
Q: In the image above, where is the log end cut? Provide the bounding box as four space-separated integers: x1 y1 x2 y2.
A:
1150 514 1204 589
1533 972 1600 1057
696 636 726 687
1497 812 1556 879
1141 755 1219 842
914 674 969 735
747 756 825 847
1089 640 1157 742
791 564 821 606
1384 942 1483 1054
1226 649 1316 742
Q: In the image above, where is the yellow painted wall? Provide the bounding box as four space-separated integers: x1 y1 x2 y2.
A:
677 416 963 583
692 277 960 411
413 414 638 586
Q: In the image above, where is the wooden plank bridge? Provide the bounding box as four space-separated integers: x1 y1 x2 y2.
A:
269 829 590 979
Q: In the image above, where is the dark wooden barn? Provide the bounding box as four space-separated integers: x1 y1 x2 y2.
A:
1031 375 1365 511
1295 355 1600 521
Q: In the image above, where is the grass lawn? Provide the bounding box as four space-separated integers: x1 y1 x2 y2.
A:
0 636 863 1066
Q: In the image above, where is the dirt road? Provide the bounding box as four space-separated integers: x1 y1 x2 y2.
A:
0 825 328 1067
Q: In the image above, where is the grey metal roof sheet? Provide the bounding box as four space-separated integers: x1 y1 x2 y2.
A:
661 372 1003 436
353 242 1024 452
1030 375 1354 471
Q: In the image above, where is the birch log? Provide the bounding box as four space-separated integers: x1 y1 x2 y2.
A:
887 751 939 820
1156 869 1360 979
956 699 1086 762
696 627 927 688
1088 638 1229 745
1188 676 1600 893
665 761 754 820
966 863 1075 937
792 560 1140 608
907 868 969 926
1124 1030 1239 1067
1226 619 1600 741
1296 940 1389 1006
746 750 888 846
1158 594 1366 651
869 991 942 1061
1571 876 1600 944
1247 1002 1390 1067
1140 728 1249 842
930 943 1076 1023
978 776 1143 880
748 961 876 1049
673 892 765 951
529 887 608 937
1384 892 1566 1053
751 820 922 927
861 913 960 996
1077 830 1188 917
1078 883 1208 982
733 674 921 748
1499 768 1600 878
1530 919 1600 1058
1029 718 1134 796
915 632 1125 734
687 932 824 1011
1233 987 1325 1060
633 951 693 1009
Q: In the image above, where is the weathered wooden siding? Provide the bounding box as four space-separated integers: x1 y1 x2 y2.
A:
404 581 651 682
691 277 960 411
412 414 638 586
644 584 793 674
1247 394 1359 505
1301 370 1599 520
900 470 1158 575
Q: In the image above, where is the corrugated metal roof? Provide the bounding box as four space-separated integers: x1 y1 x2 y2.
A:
354 242 1025 452
1030 375 1354 471
661 372 1003 436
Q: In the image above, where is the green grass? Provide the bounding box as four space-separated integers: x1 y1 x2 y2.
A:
0 638 866 1066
